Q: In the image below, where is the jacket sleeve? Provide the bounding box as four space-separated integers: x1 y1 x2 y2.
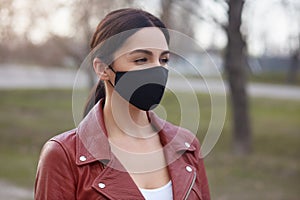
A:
194 139 211 200
35 140 76 200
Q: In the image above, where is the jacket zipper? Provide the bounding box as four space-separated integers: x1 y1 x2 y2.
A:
184 171 197 200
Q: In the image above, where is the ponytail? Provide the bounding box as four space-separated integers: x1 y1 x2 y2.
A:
83 80 105 117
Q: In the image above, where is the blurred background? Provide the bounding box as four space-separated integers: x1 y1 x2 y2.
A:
0 0 299 199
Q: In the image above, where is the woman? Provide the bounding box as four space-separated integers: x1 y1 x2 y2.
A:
35 8 210 200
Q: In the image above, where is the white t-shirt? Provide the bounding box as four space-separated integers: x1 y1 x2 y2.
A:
139 181 173 200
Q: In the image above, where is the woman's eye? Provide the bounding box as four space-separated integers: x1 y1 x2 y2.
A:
160 58 169 64
134 58 147 64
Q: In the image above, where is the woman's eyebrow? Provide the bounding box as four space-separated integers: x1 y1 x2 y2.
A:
160 51 170 56
129 49 153 55
128 49 170 56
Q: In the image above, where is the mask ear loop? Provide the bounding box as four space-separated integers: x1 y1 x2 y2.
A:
107 65 116 87
108 65 116 73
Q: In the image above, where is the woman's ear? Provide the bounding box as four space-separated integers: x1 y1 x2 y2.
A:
93 58 110 81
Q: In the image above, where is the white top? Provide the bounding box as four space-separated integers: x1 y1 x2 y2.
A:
139 181 173 200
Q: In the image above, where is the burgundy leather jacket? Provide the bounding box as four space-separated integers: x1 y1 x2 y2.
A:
35 101 210 200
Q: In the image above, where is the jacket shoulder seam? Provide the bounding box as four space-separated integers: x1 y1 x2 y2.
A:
49 137 78 184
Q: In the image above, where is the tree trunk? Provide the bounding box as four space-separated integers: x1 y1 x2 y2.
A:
286 34 300 84
160 0 174 28
287 50 299 84
225 0 252 155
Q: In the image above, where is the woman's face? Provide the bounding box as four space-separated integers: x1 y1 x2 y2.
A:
111 27 170 72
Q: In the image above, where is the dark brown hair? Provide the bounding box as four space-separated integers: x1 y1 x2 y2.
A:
83 8 170 117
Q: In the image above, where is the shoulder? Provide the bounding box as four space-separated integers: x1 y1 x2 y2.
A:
165 120 196 138
39 129 77 165
149 111 201 149
51 128 77 148
35 130 78 199
50 128 77 145
162 120 201 151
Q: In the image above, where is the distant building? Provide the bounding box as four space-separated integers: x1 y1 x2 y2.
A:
170 49 223 76
248 56 291 74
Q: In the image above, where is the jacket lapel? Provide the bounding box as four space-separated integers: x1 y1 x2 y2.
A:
167 156 197 200
76 102 144 199
91 156 145 200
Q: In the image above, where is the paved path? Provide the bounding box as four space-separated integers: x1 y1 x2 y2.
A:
0 65 299 100
0 180 33 200
167 78 300 100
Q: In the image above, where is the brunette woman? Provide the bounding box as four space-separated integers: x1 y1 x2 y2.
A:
35 8 210 200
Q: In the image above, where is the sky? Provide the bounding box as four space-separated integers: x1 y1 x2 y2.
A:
6 0 300 56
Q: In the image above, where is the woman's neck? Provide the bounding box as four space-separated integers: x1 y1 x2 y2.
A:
103 95 156 139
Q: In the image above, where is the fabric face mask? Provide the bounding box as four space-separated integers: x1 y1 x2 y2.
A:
109 66 168 111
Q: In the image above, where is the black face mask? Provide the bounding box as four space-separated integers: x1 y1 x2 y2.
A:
109 66 168 111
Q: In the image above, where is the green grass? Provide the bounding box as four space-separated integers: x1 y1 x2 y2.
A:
0 89 299 199
0 89 75 189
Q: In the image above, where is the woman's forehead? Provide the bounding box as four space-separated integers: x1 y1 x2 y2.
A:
114 27 169 57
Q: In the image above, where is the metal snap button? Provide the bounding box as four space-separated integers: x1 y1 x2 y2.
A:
186 166 192 172
98 182 106 189
184 142 191 148
79 156 87 162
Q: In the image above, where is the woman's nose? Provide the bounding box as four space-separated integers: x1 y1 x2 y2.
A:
153 58 161 66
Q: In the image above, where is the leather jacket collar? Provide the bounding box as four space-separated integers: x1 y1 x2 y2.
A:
75 99 196 167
